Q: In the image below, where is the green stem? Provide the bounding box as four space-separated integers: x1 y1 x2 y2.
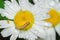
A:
8 19 14 21
0 19 14 21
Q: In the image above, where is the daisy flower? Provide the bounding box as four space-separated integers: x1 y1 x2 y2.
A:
33 0 60 40
0 0 49 40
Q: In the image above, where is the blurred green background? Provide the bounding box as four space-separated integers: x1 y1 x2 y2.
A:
0 0 60 40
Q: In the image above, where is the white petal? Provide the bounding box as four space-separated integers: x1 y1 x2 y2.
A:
19 30 37 39
19 31 29 38
31 24 47 39
1 27 12 37
11 0 21 11
4 1 16 12
53 3 60 12
33 0 40 4
32 4 50 20
10 33 19 40
0 8 5 14
11 0 14 2
4 1 18 17
43 0 55 7
55 23 60 35
4 4 15 17
18 0 32 10
45 28 56 40
34 21 52 28
0 8 13 19
27 31 37 39
44 22 52 27
34 13 50 21
32 1 49 10
5 1 16 12
49 1 55 7
19 32 25 38
28 38 35 40
5 0 20 12
54 0 59 2
0 20 14 28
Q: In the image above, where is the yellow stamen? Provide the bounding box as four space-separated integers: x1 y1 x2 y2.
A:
16 22 30 30
44 9 60 27
14 10 34 30
7 20 10 24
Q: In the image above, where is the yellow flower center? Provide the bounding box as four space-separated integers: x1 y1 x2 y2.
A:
14 10 34 31
44 9 60 27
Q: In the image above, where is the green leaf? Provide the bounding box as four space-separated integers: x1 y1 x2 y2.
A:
29 0 34 4
0 0 4 8
0 14 13 21
0 14 8 20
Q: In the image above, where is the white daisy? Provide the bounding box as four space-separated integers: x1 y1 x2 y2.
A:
33 0 55 7
0 0 49 40
54 0 60 3
33 0 60 40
